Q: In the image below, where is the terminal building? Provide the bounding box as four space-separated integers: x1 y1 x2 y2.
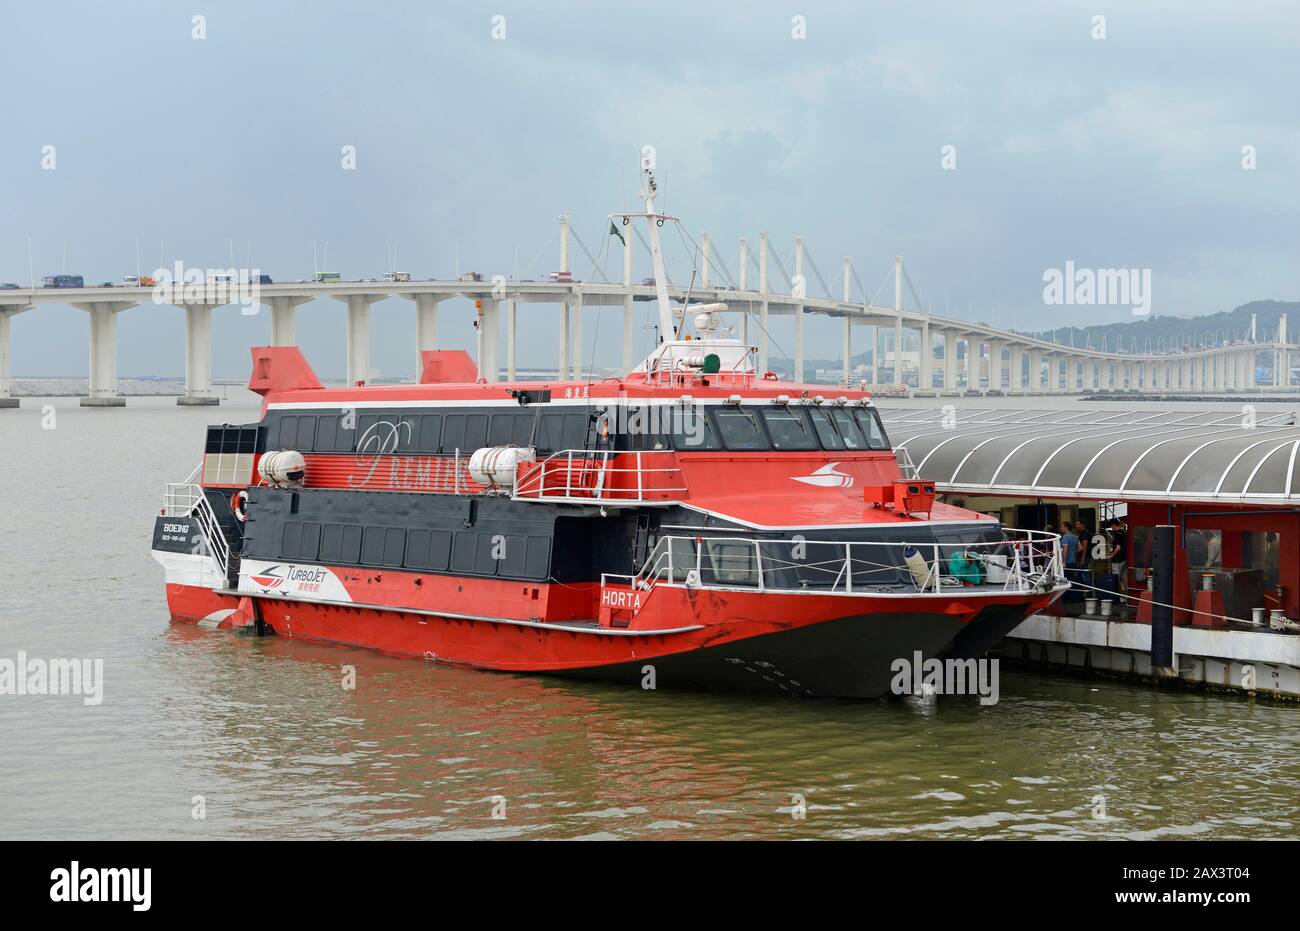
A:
885 407 1300 698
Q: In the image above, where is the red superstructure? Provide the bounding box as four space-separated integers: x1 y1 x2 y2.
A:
152 339 1066 698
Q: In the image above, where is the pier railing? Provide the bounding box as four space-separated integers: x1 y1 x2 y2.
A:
604 528 1064 597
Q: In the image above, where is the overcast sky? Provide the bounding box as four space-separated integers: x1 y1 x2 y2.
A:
3 1 1297 379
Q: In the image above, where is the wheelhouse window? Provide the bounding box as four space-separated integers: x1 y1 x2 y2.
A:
830 408 869 450
711 407 769 451
761 408 818 450
853 407 891 450
806 408 844 450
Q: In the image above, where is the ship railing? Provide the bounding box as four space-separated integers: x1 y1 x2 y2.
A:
162 480 231 579
606 529 1064 598
640 345 757 387
512 449 686 505
894 446 918 480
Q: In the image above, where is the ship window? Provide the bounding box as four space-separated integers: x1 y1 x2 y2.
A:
417 414 442 453
538 412 590 453
405 529 451 571
362 526 385 565
451 532 478 573
668 408 719 451
464 414 489 451
525 537 550 580
299 522 321 560
398 415 421 453
807 409 844 450
294 417 316 452
830 409 868 450
316 415 338 452
512 413 537 446
442 414 466 453
320 523 344 563
271 417 294 449
340 525 362 564
283 522 300 558
500 534 528 576
853 408 891 450
711 408 769 451
382 527 405 566
704 540 758 586
476 534 502 575
761 408 817 450
362 526 405 567
489 414 513 446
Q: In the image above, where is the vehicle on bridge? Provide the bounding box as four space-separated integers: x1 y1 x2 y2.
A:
382 272 411 283
0 283 20 290
312 272 341 283
42 275 84 288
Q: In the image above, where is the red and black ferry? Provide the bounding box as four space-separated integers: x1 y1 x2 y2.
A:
151 163 1066 698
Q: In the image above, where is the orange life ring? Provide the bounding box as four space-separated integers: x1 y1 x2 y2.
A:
232 490 250 522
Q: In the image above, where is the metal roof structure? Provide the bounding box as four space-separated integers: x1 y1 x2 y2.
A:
882 408 1300 505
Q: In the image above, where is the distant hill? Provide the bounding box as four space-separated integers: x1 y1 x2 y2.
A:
1024 300 1300 352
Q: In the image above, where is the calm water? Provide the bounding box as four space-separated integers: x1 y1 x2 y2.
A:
0 395 1297 840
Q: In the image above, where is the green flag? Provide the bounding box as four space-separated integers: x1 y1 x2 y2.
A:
609 221 626 246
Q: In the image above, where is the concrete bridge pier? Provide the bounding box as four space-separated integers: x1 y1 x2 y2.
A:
408 293 439 375
480 297 501 383
943 331 958 392
73 300 137 407
919 317 932 391
268 294 316 347
0 305 31 408
341 293 384 386
179 303 220 406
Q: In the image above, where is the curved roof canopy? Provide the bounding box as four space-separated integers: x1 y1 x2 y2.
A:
883 408 1300 505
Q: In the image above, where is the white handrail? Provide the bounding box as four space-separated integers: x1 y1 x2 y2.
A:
162 481 230 579
621 529 1064 597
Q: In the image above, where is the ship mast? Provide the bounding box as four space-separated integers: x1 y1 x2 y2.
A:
639 147 676 343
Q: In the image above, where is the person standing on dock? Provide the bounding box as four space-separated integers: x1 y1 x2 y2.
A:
1107 518 1128 581
1059 523 1079 570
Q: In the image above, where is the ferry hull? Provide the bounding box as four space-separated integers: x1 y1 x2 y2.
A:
159 578 1058 699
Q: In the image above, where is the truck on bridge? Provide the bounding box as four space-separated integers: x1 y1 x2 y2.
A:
42 275 84 288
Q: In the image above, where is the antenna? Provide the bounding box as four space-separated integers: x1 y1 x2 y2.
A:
639 146 675 342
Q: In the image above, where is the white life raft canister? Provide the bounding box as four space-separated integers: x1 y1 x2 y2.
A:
469 446 536 488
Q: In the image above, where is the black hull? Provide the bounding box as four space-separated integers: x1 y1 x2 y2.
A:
556 610 970 699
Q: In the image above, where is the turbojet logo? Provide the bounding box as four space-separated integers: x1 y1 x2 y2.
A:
50 861 151 912
151 262 262 314
251 565 328 592
890 652 999 705
1042 260 1152 316
0 652 103 706
791 462 854 488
